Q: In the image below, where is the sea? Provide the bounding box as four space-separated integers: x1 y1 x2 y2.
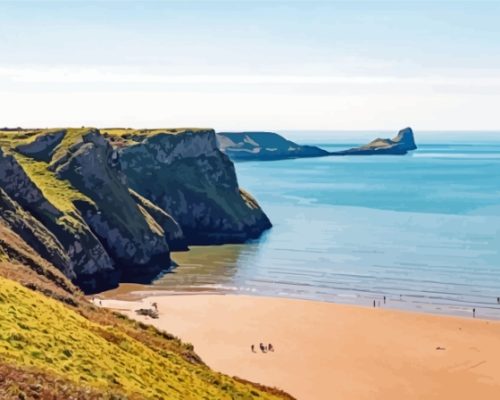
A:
126 135 500 319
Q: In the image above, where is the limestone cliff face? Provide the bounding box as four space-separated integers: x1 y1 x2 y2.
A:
116 130 272 244
0 146 115 291
48 129 171 283
129 189 188 251
0 127 272 292
0 187 71 278
16 129 66 162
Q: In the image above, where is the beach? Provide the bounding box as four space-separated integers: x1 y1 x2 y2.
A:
98 294 500 400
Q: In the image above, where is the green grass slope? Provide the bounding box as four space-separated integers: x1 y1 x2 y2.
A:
0 214 291 400
0 276 286 399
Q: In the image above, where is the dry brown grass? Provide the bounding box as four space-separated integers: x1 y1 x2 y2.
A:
0 363 135 400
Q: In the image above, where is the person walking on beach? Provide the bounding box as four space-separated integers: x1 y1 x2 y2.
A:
373 300 376 308
383 296 386 304
251 344 255 353
259 343 266 353
473 308 476 318
268 343 274 352
497 297 499 304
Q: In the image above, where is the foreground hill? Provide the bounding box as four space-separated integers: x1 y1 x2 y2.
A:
216 131 329 161
0 218 291 399
0 128 271 292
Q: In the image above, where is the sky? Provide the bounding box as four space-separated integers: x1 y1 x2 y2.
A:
1 0 500 138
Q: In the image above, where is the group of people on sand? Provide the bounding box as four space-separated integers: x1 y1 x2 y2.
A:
251 343 274 353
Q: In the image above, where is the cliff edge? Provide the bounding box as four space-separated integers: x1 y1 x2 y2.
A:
105 128 272 244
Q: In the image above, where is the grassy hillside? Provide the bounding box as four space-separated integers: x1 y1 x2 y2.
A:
0 225 292 399
0 276 286 399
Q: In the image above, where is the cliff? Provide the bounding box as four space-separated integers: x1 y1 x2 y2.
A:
216 131 329 161
332 127 417 156
105 128 272 244
0 143 116 292
0 127 271 292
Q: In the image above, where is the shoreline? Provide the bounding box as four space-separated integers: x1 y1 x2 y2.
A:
97 293 500 400
99 283 500 321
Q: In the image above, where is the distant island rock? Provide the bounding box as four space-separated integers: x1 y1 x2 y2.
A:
217 128 417 161
331 127 417 156
216 131 329 161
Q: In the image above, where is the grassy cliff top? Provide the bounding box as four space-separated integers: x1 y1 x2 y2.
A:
0 128 215 151
101 128 215 148
101 128 213 136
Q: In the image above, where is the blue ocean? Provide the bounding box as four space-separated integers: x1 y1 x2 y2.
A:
155 140 500 319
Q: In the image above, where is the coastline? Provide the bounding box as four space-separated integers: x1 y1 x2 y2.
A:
99 279 500 321
97 292 500 400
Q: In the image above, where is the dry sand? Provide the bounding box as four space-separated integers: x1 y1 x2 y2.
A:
99 295 500 400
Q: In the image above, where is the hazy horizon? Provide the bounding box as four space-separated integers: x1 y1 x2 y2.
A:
3 125 500 143
1 1 500 130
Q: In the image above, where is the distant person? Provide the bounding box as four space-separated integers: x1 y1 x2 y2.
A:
497 297 500 304
473 308 476 318
259 343 266 353
383 296 386 304
373 300 376 308
268 343 274 352
152 302 158 312
99 300 102 306
251 344 255 353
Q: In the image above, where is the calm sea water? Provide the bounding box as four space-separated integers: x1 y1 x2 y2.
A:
151 142 500 318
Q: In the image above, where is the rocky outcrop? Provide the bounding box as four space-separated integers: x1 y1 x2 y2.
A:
332 127 417 155
0 145 116 292
16 129 66 162
216 131 329 161
49 129 171 284
0 127 272 292
0 187 71 278
129 189 188 251
116 129 272 244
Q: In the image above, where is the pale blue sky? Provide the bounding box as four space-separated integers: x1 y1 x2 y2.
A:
1 1 500 135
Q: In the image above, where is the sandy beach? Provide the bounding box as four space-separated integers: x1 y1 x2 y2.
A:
98 294 500 400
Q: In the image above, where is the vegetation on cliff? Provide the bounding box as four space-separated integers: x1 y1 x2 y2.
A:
0 127 271 292
105 128 272 244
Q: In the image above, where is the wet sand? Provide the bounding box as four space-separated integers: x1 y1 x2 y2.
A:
97 294 500 400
